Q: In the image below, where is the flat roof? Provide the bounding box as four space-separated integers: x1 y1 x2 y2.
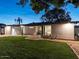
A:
0 23 6 27
6 21 79 26
22 21 79 26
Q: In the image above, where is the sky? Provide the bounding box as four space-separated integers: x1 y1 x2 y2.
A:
0 0 79 25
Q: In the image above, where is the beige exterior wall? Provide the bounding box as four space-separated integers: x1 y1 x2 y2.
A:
5 26 12 35
24 26 36 35
24 26 42 35
45 25 51 36
51 23 75 40
12 26 22 35
35 26 42 35
5 23 75 40
5 26 23 35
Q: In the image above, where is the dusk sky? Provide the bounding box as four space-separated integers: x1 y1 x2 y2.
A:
0 0 79 25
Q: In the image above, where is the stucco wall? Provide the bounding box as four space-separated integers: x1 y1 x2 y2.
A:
24 26 42 35
5 26 22 35
24 26 36 35
51 23 75 40
12 26 21 35
5 23 75 40
35 26 42 35
5 26 12 35
45 25 51 36
5 26 39 35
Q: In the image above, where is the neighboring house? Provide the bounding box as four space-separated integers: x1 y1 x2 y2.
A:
0 23 6 35
1 21 79 40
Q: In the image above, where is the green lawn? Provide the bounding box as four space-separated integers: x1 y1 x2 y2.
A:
0 36 78 59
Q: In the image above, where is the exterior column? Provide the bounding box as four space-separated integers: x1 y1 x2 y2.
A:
41 25 45 37
11 26 12 35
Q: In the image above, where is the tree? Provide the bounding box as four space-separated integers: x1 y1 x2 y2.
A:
15 17 23 35
16 0 28 7
15 17 22 25
17 0 79 14
41 8 71 23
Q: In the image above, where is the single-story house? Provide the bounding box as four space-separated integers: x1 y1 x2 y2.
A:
0 21 79 40
0 23 6 35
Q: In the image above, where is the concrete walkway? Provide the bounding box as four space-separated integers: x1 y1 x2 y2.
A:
67 41 79 59
51 40 79 59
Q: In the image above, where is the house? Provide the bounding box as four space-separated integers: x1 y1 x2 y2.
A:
22 22 75 40
1 21 79 40
0 23 6 35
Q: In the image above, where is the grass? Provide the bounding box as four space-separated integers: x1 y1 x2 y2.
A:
0 36 78 59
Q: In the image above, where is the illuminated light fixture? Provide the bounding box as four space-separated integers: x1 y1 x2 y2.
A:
64 23 72 28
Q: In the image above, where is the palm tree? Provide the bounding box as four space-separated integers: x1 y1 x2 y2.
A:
15 17 23 35
15 17 22 25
